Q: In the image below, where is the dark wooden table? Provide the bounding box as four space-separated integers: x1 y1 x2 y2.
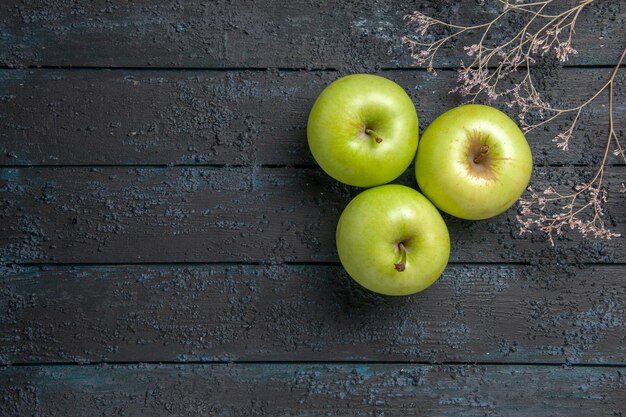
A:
1 1 624 415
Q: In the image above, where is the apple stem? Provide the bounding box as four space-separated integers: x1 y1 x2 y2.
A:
365 128 383 144
473 143 490 163
394 242 407 272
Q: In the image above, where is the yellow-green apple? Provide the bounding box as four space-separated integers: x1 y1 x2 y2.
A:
307 74 419 187
336 184 450 296
415 104 532 220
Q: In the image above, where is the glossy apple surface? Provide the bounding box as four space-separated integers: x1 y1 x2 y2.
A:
307 74 419 187
336 184 450 296
415 104 533 220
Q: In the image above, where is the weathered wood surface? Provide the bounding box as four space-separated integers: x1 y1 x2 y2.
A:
1 0 625 414
1 166 623 265
1 69 624 167
0 0 623 69
1 264 624 365
1 364 625 416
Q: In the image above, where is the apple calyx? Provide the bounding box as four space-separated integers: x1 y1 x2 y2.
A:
365 128 383 144
394 242 408 272
473 143 490 164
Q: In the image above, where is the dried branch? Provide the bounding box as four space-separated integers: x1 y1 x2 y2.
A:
403 0 624 245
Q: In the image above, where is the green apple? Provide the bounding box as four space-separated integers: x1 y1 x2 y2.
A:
307 74 419 187
336 184 450 296
415 104 533 220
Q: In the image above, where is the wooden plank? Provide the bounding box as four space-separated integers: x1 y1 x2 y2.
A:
0 0 623 69
1 69 624 167
1 263 624 364
1 364 624 416
0 166 623 265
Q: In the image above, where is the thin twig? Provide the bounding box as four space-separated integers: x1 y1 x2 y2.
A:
403 0 623 244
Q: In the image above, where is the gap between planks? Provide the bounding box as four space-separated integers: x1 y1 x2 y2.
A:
8 261 626 267
1 163 625 169
0 64 624 72
2 360 626 368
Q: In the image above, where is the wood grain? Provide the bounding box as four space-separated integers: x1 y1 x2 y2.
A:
0 1 625 411
0 166 623 265
1 69 624 167
0 0 623 69
1 363 624 416
1 263 624 365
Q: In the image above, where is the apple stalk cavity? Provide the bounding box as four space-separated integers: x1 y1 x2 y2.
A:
365 128 383 144
394 242 408 272
473 143 490 164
